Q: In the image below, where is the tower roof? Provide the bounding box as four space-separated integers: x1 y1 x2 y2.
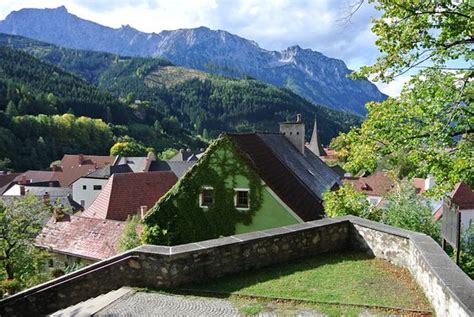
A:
307 118 326 156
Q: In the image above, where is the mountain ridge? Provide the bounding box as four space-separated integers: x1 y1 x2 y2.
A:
0 6 387 115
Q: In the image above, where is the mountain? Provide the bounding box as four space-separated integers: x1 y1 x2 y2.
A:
0 33 361 147
0 6 386 115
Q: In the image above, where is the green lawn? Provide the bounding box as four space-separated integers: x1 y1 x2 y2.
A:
179 252 431 314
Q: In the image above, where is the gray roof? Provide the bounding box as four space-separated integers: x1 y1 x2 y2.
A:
116 157 148 173
257 133 340 200
85 164 133 179
149 161 196 178
0 195 82 212
22 186 71 197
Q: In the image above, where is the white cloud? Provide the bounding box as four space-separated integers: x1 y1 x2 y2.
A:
375 75 411 97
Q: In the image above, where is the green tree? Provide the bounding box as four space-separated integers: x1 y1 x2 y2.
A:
338 0 473 195
5 101 18 117
159 148 178 160
110 139 148 156
381 182 440 241
323 183 378 220
0 196 51 290
119 215 142 251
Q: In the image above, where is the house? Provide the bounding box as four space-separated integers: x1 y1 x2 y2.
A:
344 172 397 206
0 171 59 195
143 115 341 245
81 172 178 221
36 214 139 266
115 152 156 173
51 154 116 187
169 148 203 161
71 164 133 209
344 172 438 206
0 186 82 213
148 160 196 178
433 182 474 241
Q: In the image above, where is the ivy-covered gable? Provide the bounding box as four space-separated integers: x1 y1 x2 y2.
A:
142 134 264 246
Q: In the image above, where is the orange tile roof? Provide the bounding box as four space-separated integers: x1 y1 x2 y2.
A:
344 172 396 197
82 172 177 221
36 215 130 260
52 154 116 187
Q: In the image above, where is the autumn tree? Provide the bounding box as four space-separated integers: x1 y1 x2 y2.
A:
334 0 473 195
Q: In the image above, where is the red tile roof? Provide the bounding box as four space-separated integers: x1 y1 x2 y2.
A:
52 154 116 187
451 182 474 210
0 173 20 188
82 172 177 221
36 215 131 260
344 172 396 197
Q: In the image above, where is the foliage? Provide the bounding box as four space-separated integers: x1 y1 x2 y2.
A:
0 45 204 171
119 215 142 252
0 195 51 290
158 148 178 160
0 114 114 170
381 181 440 242
110 139 148 157
142 135 264 245
333 68 473 195
323 183 379 221
337 0 474 196
63 262 85 275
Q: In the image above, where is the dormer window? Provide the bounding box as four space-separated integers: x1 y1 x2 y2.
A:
200 187 214 208
235 189 250 210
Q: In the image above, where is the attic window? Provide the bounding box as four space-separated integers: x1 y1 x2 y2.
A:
235 189 250 210
200 187 214 208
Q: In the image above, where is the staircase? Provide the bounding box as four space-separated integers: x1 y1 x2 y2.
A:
49 287 135 316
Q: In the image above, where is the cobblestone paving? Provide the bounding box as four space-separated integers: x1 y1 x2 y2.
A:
96 292 241 317
95 292 327 316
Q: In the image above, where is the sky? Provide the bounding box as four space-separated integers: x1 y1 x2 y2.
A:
0 0 411 96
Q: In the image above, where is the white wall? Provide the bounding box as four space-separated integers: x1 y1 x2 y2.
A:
461 209 474 241
2 184 22 196
72 178 107 209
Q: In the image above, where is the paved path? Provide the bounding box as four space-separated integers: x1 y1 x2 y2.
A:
96 292 241 317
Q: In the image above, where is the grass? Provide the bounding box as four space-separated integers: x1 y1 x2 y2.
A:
179 252 431 314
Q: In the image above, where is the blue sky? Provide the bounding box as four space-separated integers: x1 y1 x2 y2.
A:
0 0 412 96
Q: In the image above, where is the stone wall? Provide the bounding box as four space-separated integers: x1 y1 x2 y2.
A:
1 216 473 317
348 216 474 317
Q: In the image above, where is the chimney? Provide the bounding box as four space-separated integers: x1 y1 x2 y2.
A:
425 175 435 191
78 154 85 165
19 185 25 196
279 114 305 154
143 152 156 172
20 175 27 185
140 206 148 219
43 192 50 205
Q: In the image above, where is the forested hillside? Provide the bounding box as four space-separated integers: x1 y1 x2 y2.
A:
0 47 202 171
0 34 361 171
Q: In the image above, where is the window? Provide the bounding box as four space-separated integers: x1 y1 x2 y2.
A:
235 189 250 210
80 200 85 207
48 259 54 268
200 187 214 208
93 185 102 190
82 185 87 190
